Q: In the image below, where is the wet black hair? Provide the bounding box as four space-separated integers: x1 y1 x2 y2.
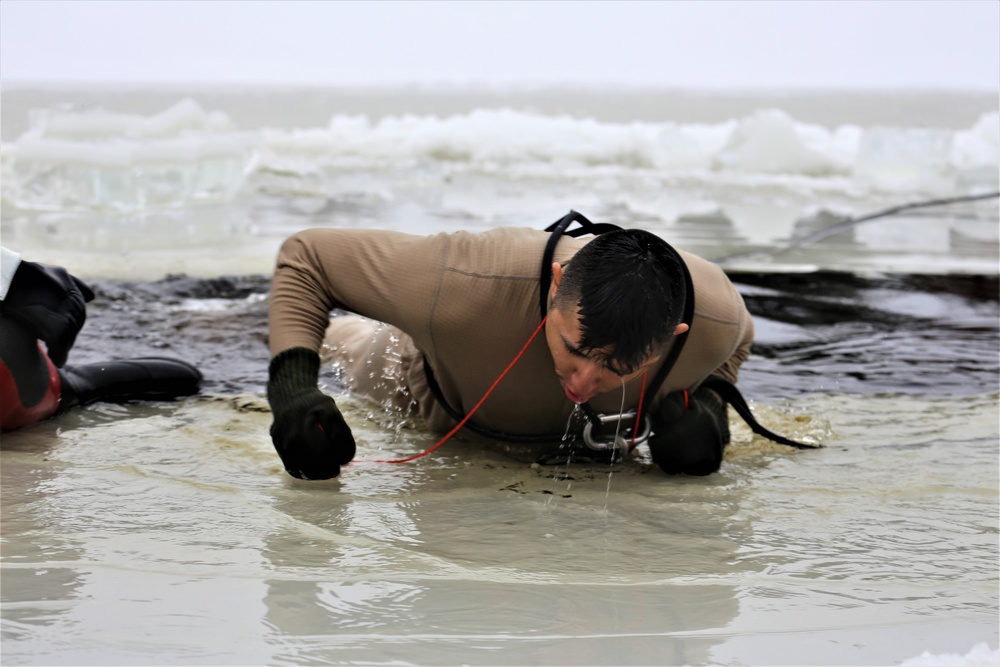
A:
551 229 687 375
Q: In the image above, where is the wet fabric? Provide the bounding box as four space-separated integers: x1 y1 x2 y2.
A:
270 227 753 437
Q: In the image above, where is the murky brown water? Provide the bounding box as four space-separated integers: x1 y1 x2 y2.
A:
1 85 997 665
2 269 996 666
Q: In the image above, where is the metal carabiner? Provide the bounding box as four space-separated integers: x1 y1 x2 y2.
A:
581 410 652 453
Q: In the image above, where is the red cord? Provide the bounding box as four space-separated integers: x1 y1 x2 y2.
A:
364 316 549 464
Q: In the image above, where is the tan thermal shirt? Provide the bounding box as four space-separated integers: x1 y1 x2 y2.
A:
269 227 753 437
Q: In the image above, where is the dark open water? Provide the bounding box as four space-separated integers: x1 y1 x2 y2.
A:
67 270 999 402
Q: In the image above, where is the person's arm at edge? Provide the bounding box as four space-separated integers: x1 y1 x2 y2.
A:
1 247 23 301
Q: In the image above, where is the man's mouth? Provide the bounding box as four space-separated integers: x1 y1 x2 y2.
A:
562 384 589 404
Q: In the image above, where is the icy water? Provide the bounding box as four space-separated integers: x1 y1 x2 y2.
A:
1 86 998 666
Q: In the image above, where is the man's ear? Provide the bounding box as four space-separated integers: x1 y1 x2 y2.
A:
549 262 563 301
674 323 689 336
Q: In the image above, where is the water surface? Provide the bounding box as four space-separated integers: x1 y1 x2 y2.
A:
1 86 997 666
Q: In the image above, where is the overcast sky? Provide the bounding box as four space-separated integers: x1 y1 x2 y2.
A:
1 0 997 90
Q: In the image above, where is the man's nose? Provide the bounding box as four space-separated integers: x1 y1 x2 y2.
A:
571 362 605 394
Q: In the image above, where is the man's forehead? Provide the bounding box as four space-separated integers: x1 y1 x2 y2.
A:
563 309 664 365
566 335 662 374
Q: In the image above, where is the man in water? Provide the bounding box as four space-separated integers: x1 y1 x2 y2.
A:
0 248 203 431
266 218 752 480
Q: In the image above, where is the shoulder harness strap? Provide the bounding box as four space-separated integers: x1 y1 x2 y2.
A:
701 375 821 449
423 210 817 451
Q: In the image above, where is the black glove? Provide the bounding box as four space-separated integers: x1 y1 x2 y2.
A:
1 261 95 367
267 347 356 480
648 386 730 476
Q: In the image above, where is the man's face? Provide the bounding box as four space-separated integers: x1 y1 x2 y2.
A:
544 262 665 405
544 301 662 405
543 262 688 405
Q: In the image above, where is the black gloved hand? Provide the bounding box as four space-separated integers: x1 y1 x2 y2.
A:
648 386 730 476
1 261 95 367
267 347 356 480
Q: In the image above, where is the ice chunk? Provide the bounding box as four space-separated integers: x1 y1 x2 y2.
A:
854 125 954 193
714 109 844 175
3 99 258 213
952 111 1000 195
952 111 1000 169
901 642 999 667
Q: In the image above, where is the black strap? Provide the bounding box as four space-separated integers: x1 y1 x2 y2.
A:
423 210 813 452
701 375 821 449
539 210 622 321
539 211 621 430
539 210 694 421
640 250 694 409
423 210 628 442
543 218 816 451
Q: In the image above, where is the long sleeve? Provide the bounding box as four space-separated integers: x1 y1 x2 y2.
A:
267 228 456 357
266 226 755 436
